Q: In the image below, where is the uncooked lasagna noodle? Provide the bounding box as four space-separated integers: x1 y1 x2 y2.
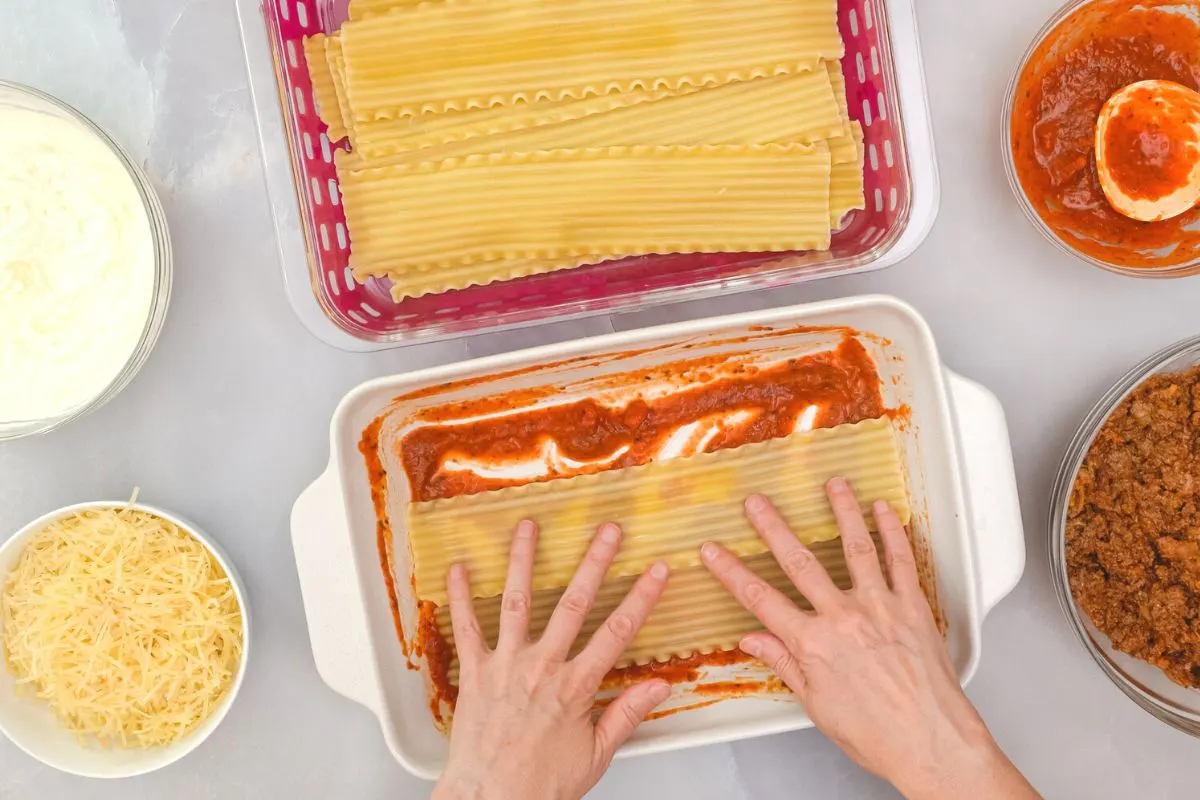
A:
361 71 845 167
826 60 860 166
341 143 834 280
303 34 348 143
339 0 845 120
831 122 866 227
354 86 684 161
325 37 356 146
435 538 887 675
348 0 424 20
410 418 909 606
387 255 608 301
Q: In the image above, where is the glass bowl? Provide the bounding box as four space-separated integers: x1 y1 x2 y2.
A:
0 82 172 441
1001 0 1200 279
1049 335 1200 737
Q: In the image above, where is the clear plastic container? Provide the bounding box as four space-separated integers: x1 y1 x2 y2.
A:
235 0 939 351
0 82 172 441
1049 335 1200 737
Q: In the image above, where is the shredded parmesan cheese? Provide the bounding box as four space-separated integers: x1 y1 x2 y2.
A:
1 506 244 748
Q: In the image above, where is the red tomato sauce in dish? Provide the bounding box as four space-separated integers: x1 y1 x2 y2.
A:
401 337 886 502
363 333 896 724
1010 0 1200 268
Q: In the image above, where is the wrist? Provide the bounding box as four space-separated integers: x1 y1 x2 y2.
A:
891 730 1032 800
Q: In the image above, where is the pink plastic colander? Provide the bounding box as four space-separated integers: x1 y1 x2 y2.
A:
238 0 938 349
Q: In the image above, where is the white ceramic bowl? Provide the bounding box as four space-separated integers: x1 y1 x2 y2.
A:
0 502 250 778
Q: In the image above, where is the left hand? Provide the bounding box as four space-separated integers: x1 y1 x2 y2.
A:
433 519 672 800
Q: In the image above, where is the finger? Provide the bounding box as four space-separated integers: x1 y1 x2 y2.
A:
740 633 807 700
541 523 622 658
593 680 672 764
743 494 842 611
874 500 922 600
497 520 538 650
701 542 810 634
577 562 669 682
447 564 487 671
825 478 886 593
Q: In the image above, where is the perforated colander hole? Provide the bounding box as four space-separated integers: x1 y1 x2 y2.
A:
876 92 887 121
328 179 340 206
327 270 341 296
476 301 503 310
319 223 331 251
435 305 461 316
303 132 314 160
335 222 348 249
343 266 356 291
294 0 309 28
293 86 307 116
863 2 874 29
861 98 874 126
883 139 894 168
889 187 898 212
523 293 546 304
871 46 881 76
286 40 299 69
874 188 884 212
855 52 866 83
392 313 419 322
848 8 859 36
311 177 323 205
280 0 289 19
562 286 588 297
360 302 382 318
868 144 879 171
347 310 367 325
320 133 333 163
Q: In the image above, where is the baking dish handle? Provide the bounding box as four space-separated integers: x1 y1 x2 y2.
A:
291 463 385 713
945 370 1026 617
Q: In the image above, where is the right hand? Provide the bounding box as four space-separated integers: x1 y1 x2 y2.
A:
701 478 1040 800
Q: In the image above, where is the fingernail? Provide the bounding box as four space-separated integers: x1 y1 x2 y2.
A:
740 637 761 658
516 520 536 538
745 494 768 514
600 523 620 544
650 561 669 580
450 563 467 580
873 499 891 515
650 681 672 703
827 476 848 492
701 542 720 562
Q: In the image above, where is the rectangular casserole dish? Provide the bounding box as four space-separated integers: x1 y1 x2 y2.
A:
290 295 1025 778
236 0 939 351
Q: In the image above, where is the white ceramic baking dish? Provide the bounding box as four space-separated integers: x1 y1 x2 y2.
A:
291 295 1025 779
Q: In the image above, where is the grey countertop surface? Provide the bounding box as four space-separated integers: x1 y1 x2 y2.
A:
1 0 1198 797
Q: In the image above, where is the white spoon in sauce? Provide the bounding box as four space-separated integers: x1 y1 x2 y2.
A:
1095 79 1200 222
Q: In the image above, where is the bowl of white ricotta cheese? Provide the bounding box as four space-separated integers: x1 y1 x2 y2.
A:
0 82 171 440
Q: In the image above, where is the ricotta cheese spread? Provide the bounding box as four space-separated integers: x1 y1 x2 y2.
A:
0 106 155 422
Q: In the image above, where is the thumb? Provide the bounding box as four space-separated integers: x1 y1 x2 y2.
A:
741 633 807 699
594 680 672 765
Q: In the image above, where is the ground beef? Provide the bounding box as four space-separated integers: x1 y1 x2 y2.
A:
1065 366 1200 690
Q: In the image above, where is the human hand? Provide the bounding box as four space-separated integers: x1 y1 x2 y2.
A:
701 479 1039 800
433 520 672 800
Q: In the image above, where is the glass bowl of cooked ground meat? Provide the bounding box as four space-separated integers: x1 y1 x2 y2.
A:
1051 335 1200 737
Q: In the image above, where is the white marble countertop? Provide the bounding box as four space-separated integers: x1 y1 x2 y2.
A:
1 0 1198 797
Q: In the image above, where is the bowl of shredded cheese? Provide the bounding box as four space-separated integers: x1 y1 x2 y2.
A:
0 81 171 441
0 501 248 777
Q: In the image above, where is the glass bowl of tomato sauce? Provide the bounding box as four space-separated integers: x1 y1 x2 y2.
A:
1004 0 1200 277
